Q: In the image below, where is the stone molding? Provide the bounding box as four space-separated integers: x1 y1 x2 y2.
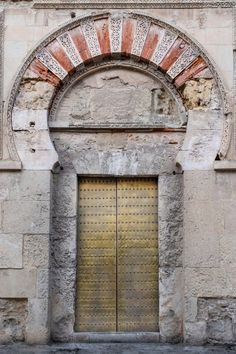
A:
33 0 235 9
5 11 231 170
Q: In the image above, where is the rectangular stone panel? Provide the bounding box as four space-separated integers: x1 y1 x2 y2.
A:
2 200 50 234
0 269 37 298
0 234 23 269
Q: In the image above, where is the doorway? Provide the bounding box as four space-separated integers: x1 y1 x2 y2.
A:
75 177 159 332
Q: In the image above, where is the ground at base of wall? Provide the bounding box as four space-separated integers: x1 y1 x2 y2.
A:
0 343 236 354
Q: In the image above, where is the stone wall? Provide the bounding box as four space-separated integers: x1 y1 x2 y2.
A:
0 0 235 346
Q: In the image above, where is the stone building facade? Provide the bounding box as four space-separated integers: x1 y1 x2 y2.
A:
0 0 236 346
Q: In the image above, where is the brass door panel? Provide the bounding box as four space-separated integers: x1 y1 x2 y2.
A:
75 178 117 332
117 178 159 332
75 177 158 332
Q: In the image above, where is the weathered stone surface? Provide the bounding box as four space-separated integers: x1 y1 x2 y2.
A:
184 171 215 202
0 171 51 201
51 217 77 268
52 173 77 217
0 270 37 298
1 343 236 354
0 234 23 269
158 175 183 267
185 268 228 299
184 199 222 267
24 234 49 268
180 79 220 110
0 299 27 344
52 68 181 128
51 267 76 341
12 109 48 131
185 321 207 345
52 132 184 175
159 267 183 343
37 269 49 299
15 79 54 110
197 297 236 344
2 201 50 234
177 110 223 170
25 298 50 344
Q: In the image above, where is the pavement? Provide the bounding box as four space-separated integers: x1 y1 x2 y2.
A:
0 343 236 354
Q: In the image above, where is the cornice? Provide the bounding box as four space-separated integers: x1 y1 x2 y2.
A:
33 0 235 9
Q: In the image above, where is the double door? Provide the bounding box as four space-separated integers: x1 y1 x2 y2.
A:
75 177 159 332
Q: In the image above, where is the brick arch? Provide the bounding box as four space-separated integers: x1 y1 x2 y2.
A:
29 13 209 91
7 11 231 166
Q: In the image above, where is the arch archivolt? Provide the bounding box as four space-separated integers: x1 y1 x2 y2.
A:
6 11 231 167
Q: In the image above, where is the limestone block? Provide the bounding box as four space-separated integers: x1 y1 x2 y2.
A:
51 267 76 341
14 129 58 170
177 110 223 170
15 80 54 110
0 298 27 344
25 298 50 344
37 269 49 299
9 171 51 201
12 109 48 131
184 170 215 202
2 200 50 234
159 267 183 343
0 234 23 269
23 234 49 268
159 221 183 267
197 297 236 344
187 110 222 131
0 269 37 298
181 80 220 110
0 171 50 202
159 196 183 223
52 173 77 217
51 217 77 268
17 149 58 171
185 321 207 345
159 174 183 200
220 230 236 266
185 268 228 298
14 130 56 151
215 173 236 201
52 132 184 175
184 297 198 322
184 200 222 267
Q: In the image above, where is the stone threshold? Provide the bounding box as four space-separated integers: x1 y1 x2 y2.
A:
69 332 160 343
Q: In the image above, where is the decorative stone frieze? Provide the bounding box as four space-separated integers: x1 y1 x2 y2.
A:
33 0 235 9
57 33 82 67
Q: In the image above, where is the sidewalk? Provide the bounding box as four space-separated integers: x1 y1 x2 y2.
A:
0 343 236 354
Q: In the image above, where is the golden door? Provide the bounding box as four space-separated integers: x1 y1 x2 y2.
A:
75 178 159 332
